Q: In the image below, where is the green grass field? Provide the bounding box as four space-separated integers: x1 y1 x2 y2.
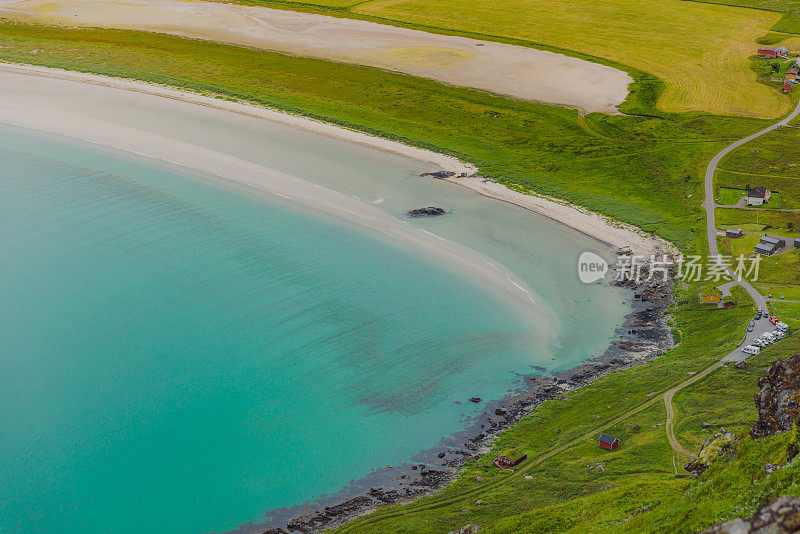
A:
717 207 800 236
719 235 800 299
716 186 748 205
716 127 800 210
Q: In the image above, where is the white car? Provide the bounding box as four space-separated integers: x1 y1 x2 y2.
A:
742 345 761 355
776 322 789 331
752 339 766 348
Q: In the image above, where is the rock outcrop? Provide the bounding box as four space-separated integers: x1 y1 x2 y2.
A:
700 496 800 534
684 433 735 477
751 355 800 439
406 206 447 217
420 170 456 179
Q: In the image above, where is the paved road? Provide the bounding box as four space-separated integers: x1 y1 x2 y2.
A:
704 99 800 361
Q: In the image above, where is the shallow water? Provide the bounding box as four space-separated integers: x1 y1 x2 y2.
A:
0 76 630 533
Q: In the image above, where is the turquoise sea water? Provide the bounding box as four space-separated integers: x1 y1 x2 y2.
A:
0 127 583 533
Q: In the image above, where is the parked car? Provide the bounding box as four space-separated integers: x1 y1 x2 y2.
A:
748 321 755 332
742 345 761 355
752 339 765 347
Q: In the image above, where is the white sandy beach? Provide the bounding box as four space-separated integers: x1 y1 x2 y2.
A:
0 62 670 260
0 64 571 334
0 0 632 114
445 175 678 258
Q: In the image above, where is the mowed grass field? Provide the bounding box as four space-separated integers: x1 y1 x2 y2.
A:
350 0 784 118
684 0 800 33
238 0 788 118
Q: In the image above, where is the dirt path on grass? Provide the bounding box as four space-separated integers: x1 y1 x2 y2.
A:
0 0 632 114
664 361 724 461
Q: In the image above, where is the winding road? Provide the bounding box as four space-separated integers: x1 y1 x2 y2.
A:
704 98 800 362
660 97 800 460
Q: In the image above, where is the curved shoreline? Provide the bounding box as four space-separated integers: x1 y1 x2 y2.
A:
0 62 668 258
249 273 675 534
0 62 677 533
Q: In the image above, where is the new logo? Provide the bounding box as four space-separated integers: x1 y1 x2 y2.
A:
578 251 608 284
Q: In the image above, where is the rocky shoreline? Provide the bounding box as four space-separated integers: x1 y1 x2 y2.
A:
248 268 676 534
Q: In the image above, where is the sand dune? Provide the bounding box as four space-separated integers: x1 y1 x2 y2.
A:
0 0 632 113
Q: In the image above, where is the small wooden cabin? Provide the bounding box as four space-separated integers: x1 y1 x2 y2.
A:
599 434 619 450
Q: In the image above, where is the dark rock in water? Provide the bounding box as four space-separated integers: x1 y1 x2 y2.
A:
437 452 446 458
420 170 456 179
469 397 482 403
494 408 506 416
700 495 800 533
751 354 800 438
406 206 447 217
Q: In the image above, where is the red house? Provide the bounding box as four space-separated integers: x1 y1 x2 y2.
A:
785 82 793 93
758 46 788 59
493 453 528 469
598 433 619 450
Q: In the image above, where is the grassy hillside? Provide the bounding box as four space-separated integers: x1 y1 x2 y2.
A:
0 20 767 248
332 290 799 533
225 0 788 118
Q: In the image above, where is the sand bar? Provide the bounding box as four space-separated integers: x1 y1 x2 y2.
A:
0 0 632 113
